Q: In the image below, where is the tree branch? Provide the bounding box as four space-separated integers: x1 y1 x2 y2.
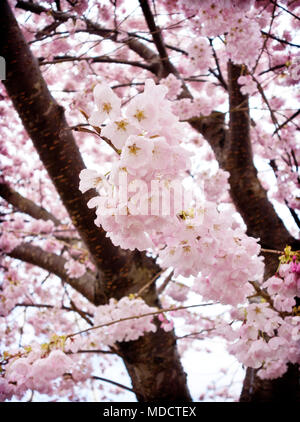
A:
8 243 98 304
208 38 228 91
91 375 134 393
273 109 300 135
268 0 300 21
261 30 300 48
258 63 286 75
127 31 188 55
138 0 180 77
39 55 154 72
0 182 61 225
14 302 94 325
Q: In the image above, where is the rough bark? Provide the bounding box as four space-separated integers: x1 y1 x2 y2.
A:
118 322 189 402
240 364 300 402
0 0 192 401
196 62 300 402
226 62 295 251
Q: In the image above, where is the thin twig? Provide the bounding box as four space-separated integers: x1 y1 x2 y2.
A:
157 270 174 294
175 328 214 340
261 30 300 48
273 109 300 134
67 349 116 355
208 38 228 91
260 248 283 255
14 302 94 321
269 0 300 21
65 302 216 339
135 270 164 297
91 375 134 393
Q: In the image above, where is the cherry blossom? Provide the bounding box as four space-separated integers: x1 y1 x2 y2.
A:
89 83 121 126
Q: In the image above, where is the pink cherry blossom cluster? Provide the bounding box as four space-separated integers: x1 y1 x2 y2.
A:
160 74 183 100
177 1 263 71
188 221 263 306
172 96 215 120
80 79 193 251
165 282 189 303
0 232 21 254
0 269 27 317
237 75 257 96
0 295 164 400
272 158 300 213
0 216 55 254
225 12 263 70
91 296 159 346
228 302 289 379
1 345 74 400
158 313 174 332
196 168 230 203
263 257 300 313
64 259 86 279
186 38 212 75
80 80 264 306
226 250 300 379
228 302 300 380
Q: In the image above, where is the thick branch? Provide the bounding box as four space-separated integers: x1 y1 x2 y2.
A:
0 181 60 225
226 61 295 251
138 0 180 78
8 243 97 303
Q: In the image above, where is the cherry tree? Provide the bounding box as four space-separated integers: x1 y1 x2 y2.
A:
0 0 300 402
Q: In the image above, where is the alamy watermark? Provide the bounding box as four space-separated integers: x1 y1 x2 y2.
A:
95 172 206 224
0 56 6 80
290 57 300 81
